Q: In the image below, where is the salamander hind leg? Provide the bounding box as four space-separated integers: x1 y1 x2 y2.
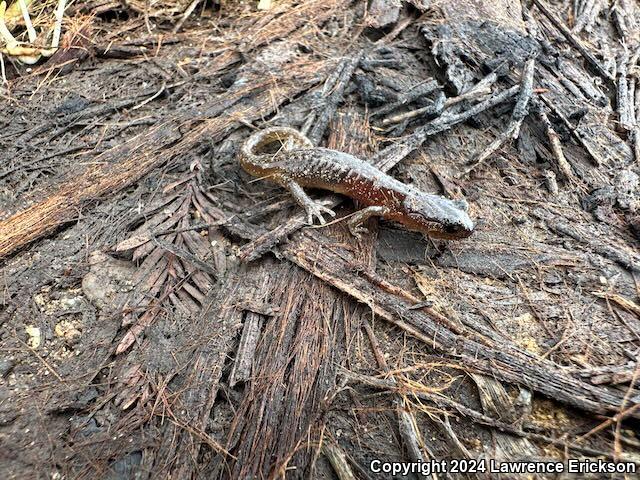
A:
348 206 390 238
276 174 336 225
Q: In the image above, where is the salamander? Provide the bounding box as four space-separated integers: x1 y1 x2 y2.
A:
239 127 474 239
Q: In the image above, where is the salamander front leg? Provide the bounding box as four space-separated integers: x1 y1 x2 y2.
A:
278 175 336 225
348 206 389 238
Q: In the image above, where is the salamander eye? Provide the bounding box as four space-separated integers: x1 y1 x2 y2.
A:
444 223 463 234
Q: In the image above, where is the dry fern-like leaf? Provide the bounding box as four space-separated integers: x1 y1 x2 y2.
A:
115 166 224 355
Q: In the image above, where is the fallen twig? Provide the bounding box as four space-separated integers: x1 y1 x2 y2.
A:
381 70 502 128
462 58 535 175
381 85 488 126
531 100 576 181
572 0 602 34
172 0 201 34
538 94 605 165
276 227 639 418
611 0 639 45
617 51 635 131
373 85 521 172
305 53 363 146
371 78 440 118
342 370 640 463
237 84 521 261
532 0 614 83
323 442 357 480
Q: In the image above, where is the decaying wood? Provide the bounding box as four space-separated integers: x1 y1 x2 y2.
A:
572 0 603 34
0 62 326 260
3 0 640 477
462 58 535 175
139 264 245 478
228 311 264 387
372 85 521 172
470 374 538 462
363 316 436 472
0 0 347 260
212 112 380 479
342 370 640 463
532 0 614 83
379 79 490 126
612 0 639 45
276 227 639 418
238 84 521 261
533 101 576 181
305 53 363 146
532 208 640 272
371 78 439 119
572 362 638 386
538 94 606 166
323 442 357 480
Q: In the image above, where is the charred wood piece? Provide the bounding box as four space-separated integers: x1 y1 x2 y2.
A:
305 53 363 146
462 58 536 175
532 0 614 83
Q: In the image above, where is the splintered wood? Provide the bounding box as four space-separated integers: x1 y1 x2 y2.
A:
0 61 328 259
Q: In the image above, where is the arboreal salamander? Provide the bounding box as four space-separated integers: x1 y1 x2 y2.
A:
239 127 474 239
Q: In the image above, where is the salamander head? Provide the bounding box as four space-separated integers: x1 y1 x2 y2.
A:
401 194 475 239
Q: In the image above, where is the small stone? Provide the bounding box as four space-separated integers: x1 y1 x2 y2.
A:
25 326 41 349
55 320 82 346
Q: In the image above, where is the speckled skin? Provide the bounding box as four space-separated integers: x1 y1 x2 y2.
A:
240 127 474 239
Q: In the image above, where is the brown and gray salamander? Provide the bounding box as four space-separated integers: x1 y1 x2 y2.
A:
239 127 474 239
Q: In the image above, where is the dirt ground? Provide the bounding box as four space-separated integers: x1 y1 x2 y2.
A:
1 0 640 478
